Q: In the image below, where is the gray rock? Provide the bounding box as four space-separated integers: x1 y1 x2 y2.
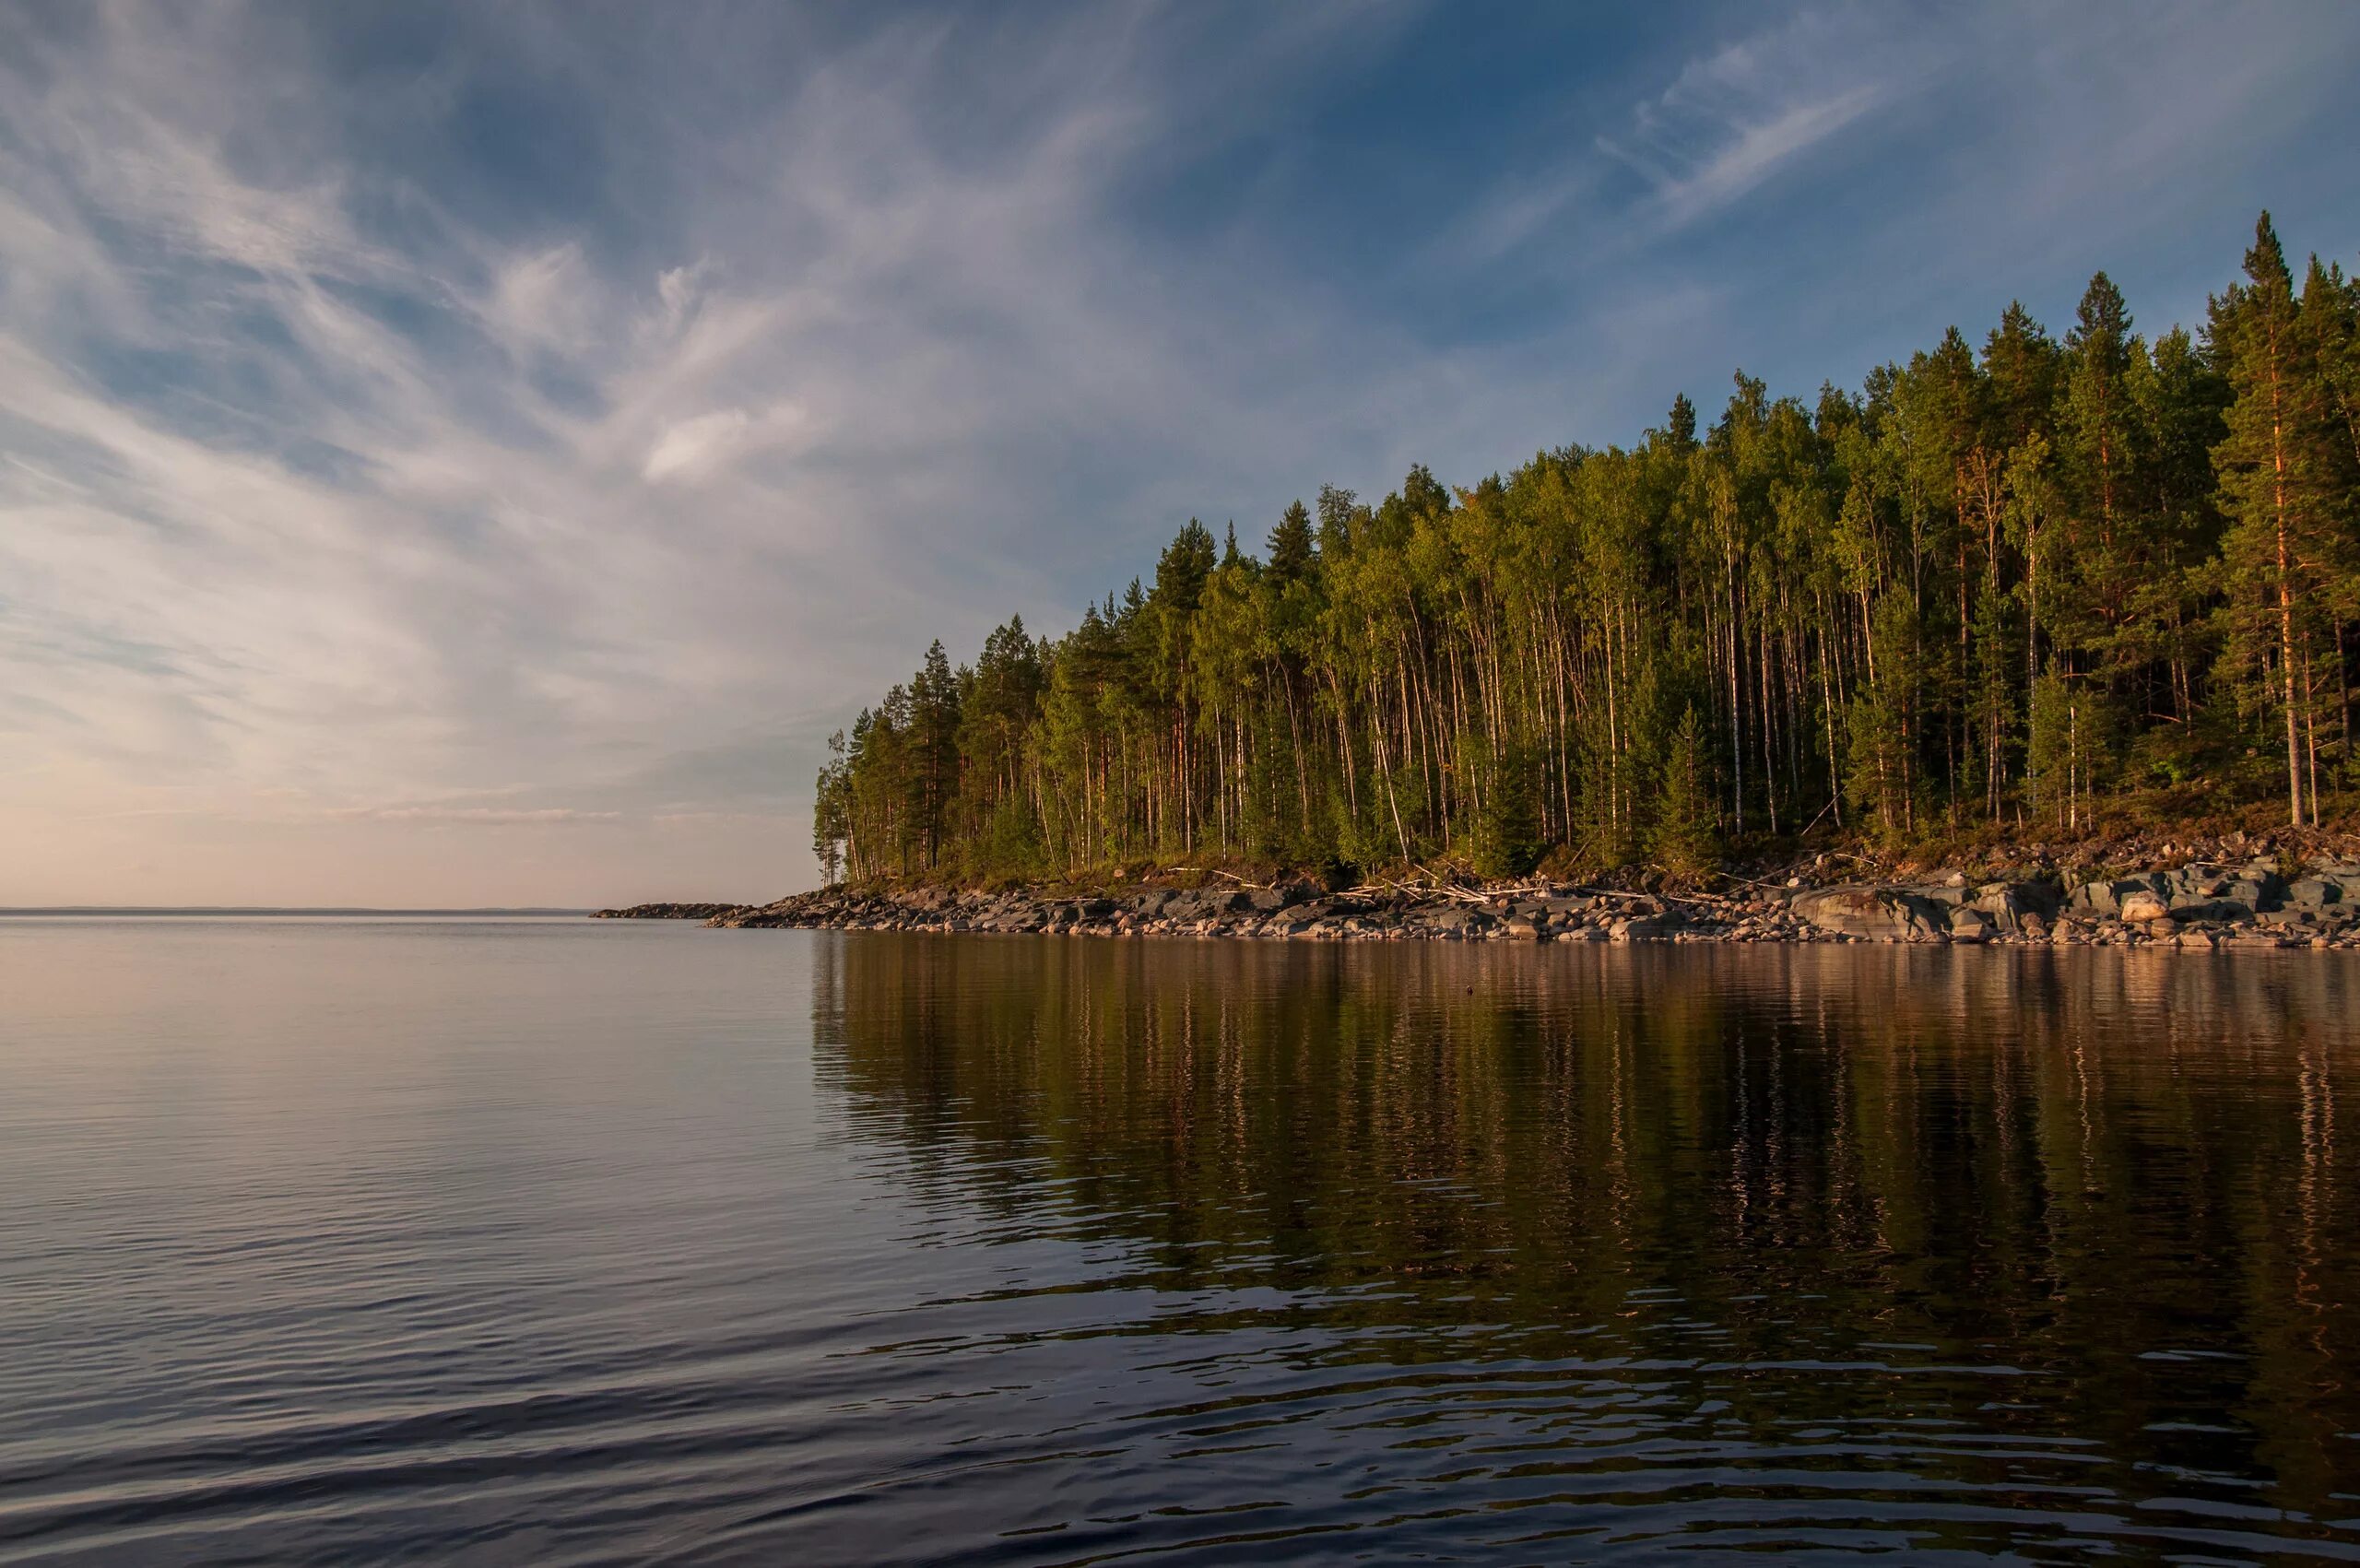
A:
1791 886 1943 941
1972 883 2055 933
2221 876 2272 909
2286 877 2342 908
2068 879 2122 917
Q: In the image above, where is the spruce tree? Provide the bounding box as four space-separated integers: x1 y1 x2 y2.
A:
1651 705 1719 875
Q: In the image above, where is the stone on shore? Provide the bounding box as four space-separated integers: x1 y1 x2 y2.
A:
611 843 2360 954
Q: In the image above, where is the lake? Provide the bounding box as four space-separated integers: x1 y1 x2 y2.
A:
3 917 2356 1563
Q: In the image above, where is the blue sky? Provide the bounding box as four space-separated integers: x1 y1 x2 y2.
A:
3 0 2356 905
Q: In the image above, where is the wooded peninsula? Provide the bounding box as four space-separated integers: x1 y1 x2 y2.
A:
811 214 2360 890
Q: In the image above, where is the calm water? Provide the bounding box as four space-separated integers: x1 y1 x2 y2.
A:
3 919 2358 1564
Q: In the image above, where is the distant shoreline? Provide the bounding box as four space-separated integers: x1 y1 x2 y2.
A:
0 906 596 917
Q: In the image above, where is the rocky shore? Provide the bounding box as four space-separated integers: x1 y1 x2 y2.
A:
601 850 2360 950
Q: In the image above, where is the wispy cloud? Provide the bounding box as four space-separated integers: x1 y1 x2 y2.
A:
1440 7 1912 268
1599 9 1906 231
1635 83 1885 229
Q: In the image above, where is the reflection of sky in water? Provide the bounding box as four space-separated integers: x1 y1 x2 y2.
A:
2 918 2355 1563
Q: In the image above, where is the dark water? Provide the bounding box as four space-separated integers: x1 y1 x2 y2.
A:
4 920 2358 1564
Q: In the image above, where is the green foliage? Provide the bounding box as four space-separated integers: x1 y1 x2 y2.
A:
2027 674 2113 831
2206 215 2359 827
1844 591 1922 848
813 213 2360 883
1651 705 1720 875
1468 741 1541 879
972 792 1044 879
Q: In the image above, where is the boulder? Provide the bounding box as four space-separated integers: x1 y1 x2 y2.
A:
2118 889 2171 924
2286 877 2342 909
1947 907 1995 942
2220 876 2272 910
1971 882 2055 933
2011 879 2063 917
1790 886 1944 942
2068 880 2120 917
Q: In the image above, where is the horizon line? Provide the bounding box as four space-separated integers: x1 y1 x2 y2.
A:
0 905 602 916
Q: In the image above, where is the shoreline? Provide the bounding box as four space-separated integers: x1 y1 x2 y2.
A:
599 854 2360 951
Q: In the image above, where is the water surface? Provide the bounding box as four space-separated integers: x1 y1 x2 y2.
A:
3 918 2356 1562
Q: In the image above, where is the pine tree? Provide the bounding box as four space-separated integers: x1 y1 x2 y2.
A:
2210 213 2338 825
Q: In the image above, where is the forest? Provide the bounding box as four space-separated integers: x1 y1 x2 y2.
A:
812 214 2360 887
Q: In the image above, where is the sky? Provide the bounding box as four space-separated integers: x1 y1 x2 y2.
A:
3 1 2357 908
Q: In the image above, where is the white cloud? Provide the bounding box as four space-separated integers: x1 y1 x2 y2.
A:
643 408 751 481
1438 8 1914 268
1599 9 1907 230
1646 84 1884 228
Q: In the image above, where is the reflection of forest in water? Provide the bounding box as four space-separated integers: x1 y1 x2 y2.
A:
815 937 2360 1515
